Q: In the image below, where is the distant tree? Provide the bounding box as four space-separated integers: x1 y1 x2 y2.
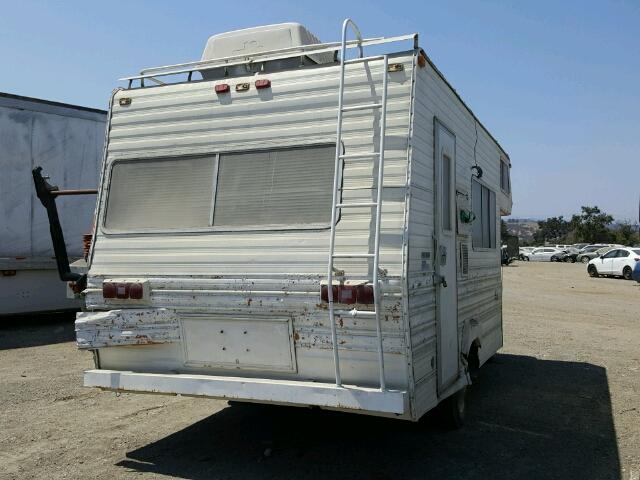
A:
534 216 571 244
571 206 614 244
501 220 509 240
614 222 639 246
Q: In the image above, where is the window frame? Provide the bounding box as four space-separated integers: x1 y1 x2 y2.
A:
500 157 511 194
100 143 341 235
471 178 497 251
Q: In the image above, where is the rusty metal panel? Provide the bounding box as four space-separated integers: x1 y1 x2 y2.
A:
75 308 180 349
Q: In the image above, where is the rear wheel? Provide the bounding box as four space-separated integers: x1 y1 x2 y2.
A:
581 256 590 264
588 264 599 277
623 266 632 280
569 257 576 263
438 387 467 429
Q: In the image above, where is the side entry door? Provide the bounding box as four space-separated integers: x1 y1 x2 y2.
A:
434 120 459 393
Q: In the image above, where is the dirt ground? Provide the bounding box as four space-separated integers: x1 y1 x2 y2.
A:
1 262 638 480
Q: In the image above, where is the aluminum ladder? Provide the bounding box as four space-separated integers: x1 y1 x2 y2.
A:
327 18 389 391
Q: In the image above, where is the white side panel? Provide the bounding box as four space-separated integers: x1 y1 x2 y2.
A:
0 269 80 315
0 98 106 260
407 56 508 418
88 54 416 392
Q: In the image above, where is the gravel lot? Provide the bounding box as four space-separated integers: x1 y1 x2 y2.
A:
1 262 638 480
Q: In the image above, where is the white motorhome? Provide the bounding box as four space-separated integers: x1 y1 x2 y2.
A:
0 93 106 315
47 20 513 425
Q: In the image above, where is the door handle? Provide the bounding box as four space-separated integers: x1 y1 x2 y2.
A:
433 272 447 288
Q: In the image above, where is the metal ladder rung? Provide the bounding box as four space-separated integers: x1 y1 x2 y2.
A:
334 309 377 317
335 202 377 208
341 103 382 112
339 152 380 160
343 55 385 65
332 253 375 258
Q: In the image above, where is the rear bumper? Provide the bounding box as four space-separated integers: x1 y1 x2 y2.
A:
84 369 408 417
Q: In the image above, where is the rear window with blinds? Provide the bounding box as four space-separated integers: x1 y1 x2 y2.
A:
103 145 335 232
213 146 334 228
104 156 215 230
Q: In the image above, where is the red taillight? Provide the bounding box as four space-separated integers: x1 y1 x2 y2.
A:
255 79 271 89
321 285 338 303
129 282 144 299
321 284 375 304
215 83 230 94
356 284 375 304
115 283 129 299
338 285 357 304
102 282 116 298
103 281 146 300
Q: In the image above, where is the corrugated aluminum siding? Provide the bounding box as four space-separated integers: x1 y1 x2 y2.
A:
88 53 416 390
407 56 510 416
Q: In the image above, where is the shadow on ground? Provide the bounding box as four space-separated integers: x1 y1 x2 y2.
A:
117 353 620 479
0 311 76 350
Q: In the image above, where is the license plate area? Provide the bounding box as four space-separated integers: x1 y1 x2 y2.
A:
181 316 296 373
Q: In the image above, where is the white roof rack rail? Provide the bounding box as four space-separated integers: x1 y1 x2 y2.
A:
119 33 418 86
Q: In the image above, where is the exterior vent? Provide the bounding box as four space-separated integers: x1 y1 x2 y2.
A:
460 242 469 276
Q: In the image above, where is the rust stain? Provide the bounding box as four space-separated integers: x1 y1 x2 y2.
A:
293 332 300 341
247 298 252 306
338 318 344 328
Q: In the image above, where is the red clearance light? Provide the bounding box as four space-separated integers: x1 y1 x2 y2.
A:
102 282 116 299
255 79 271 89
215 83 230 94
129 282 144 300
320 284 375 305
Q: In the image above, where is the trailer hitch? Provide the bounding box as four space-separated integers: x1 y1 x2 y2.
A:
32 166 98 293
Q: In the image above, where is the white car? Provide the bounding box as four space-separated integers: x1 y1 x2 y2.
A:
587 247 640 280
523 247 563 262
519 246 535 259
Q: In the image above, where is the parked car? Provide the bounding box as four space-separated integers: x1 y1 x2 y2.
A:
577 245 612 264
551 248 579 263
572 243 589 250
519 246 535 260
523 247 563 262
587 247 640 279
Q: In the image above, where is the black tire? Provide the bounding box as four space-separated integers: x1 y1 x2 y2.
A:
438 387 467 429
588 264 598 277
581 256 590 264
569 257 576 263
623 266 632 280
525 257 530 262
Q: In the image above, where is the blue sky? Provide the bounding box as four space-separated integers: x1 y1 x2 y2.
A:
1 0 638 221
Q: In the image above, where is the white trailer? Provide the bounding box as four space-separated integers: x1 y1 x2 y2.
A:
61 20 512 425
0 93 106 315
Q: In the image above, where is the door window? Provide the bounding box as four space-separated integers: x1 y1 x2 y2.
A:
442 154 452 231
601 250 618 259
